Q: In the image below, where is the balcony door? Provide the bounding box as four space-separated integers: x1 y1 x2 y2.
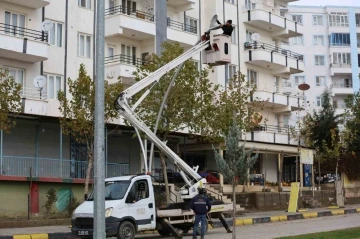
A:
4 11 25 37
121 44 136 65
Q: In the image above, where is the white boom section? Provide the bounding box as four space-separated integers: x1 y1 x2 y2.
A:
116 39 210 186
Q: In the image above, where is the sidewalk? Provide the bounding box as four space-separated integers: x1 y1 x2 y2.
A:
1 204 360 238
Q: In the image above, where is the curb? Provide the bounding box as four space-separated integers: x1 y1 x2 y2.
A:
1 208 359 238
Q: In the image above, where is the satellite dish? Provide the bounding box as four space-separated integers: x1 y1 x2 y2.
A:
41 20 54 32
251 33 261 42
209 15 218 28
33 75 46 89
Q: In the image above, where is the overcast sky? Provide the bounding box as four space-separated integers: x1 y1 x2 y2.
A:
290 0 360 7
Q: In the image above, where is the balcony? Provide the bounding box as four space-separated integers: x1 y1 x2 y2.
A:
0 23 48 62
331 83 353 95
20 89 62 117
105 6 198 46
167 0 196 12
243 125 298 146
250 83 305 112
105 54 145 85
1 0 49 9
243 3 303 39
0 156 129 179
244 42 304 77
330 64 352 76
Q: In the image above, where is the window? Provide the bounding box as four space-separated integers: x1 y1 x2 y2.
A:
333 53 351 64
294 76 305 86
244 0 255 10
228 65 237 80
126 180 149 203
78 33 92 58
246 30 254 43
121 44 136 65
192 60 200 71
329 33 350 46
231 26 237 44
108 45 116 60
78 0 91 9
225 0 236 4
315 56 325 66
43 74 63 99
3 67 24 86
315 76 325 86
185 16 198 34
313 15 324 25
316 96 322 107
283 115 290 127
291 36 303 45
356 14 360 27
328 13 349 27
47 21 63 47
313 35 324 46
247 69 257 84
292 15 303 24
5 11 26 37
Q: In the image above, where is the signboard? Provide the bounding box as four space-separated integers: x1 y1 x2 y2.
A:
300 149 314 165
287 182 300 213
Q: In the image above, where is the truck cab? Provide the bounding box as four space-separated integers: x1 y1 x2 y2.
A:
71 175 156 238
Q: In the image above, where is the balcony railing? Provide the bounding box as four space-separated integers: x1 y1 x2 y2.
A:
243 2 302 25
0 156 130 178
332 83 352 88
105 54 145 67
249 124 298 134
0 23 48 42
330 63 351 68
244 42 304 61
105 5 197 34
253 83 305 97
21 88 48 100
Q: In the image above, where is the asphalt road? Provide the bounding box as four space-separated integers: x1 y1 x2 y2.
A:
135 213 360 239
1 214 360 239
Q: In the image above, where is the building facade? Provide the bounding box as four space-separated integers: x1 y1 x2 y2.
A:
285 5 360 117
0 0 310 215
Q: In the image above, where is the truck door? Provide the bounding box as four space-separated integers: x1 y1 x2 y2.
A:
125 178 156 231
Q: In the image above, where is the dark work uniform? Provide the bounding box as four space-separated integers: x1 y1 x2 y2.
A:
216 20 233 36
190 194 211 238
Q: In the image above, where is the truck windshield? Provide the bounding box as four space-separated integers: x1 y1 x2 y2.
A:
87 180 131 201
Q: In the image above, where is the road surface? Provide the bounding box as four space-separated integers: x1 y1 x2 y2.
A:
1 214 360 239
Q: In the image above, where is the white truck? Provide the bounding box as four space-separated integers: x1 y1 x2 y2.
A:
71 16 234 239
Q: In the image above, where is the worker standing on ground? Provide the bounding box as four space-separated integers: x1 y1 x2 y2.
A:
190 188 212 239
216 19 233 36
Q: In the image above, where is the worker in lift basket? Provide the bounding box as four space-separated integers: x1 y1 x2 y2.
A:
190 188 212 239
216 19 233 36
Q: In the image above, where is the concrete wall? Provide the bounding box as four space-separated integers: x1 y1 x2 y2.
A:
260 153 278 183
0 181 29 216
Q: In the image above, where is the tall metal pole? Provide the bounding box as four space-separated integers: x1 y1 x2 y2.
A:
0 129 3 175
94 0 105 237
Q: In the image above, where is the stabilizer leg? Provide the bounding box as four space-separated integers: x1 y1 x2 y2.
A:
160 218 183 239
219 213 232 233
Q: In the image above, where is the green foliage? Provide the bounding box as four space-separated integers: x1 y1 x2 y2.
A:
66 196 81 217
44 188 57 214
300 88 341 171
213 122 258 185
57 64 123 196
0 68 22 133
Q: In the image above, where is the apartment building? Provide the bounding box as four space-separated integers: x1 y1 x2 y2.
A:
0 0 310 214
285 5 360 117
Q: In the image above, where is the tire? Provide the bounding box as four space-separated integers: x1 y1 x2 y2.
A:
196 219 208 236
157 228 171 236
117 221 136 239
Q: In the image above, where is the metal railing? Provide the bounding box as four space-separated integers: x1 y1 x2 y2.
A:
332 83 352 88
105 5 197 34
243 1 302 25
20 88 48 100
249 124 299 134
105 54 145 67
0 156 130 178
244 42 304 61
0 23 48 42
253 83 305 97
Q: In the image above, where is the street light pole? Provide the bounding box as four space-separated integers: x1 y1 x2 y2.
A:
93 0 105 238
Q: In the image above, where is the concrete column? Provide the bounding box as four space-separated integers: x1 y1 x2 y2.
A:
155 0 167 55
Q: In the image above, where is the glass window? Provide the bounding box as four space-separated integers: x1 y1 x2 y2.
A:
315 56 325 66
292 15 303 24
4 11 26 37
314 35 324 46
87 180 131 201
48 21 63 47
313 15 324 25
247 69 257 84
185 16 198 34
126 180 149 203
78 33 92 58
79 0 91 9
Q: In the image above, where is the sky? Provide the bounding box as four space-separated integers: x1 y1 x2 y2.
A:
290 0 360 7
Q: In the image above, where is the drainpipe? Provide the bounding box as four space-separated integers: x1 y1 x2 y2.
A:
60 126 62 178
64 0 69 98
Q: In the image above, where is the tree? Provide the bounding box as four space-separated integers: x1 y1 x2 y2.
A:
300 88 341 183
58 64 123 198
213 121 258 239
0 68 22 133
132 42 217 202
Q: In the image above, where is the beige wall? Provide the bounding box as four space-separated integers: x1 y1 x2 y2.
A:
0 181 28 216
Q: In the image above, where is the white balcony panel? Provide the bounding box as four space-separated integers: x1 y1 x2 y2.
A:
2 0 49 9
0 34 48 63
330 64 352 76
167 0 196 12
244 131 298 145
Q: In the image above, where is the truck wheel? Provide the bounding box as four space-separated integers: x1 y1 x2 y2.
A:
117 221 135 239
157 229 171 236
196 219 208 236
